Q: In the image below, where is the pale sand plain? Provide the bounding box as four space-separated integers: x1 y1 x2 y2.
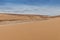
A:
0 13 60 40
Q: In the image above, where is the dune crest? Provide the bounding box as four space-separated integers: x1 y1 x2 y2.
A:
0 13 60 24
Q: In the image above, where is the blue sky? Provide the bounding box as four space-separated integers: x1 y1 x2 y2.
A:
0 0 60 16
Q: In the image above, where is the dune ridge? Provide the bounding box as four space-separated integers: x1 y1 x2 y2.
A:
0 13 60 24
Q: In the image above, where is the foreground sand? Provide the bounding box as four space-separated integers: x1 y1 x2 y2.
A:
0 17 60 40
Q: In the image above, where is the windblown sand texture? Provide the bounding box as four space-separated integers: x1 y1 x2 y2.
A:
0 13 60 40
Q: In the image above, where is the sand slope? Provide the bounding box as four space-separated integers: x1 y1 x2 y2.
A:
0 17 60 40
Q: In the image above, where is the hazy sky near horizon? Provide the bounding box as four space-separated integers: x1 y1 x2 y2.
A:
0 0 60 16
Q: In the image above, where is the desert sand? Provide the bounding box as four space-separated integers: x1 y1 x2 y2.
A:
0 13 60 40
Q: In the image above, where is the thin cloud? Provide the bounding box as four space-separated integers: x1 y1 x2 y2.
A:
0 3 60 16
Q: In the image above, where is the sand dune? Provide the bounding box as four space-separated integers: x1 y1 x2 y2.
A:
0 13 48 20
0 13 49 24
0 13 60 40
